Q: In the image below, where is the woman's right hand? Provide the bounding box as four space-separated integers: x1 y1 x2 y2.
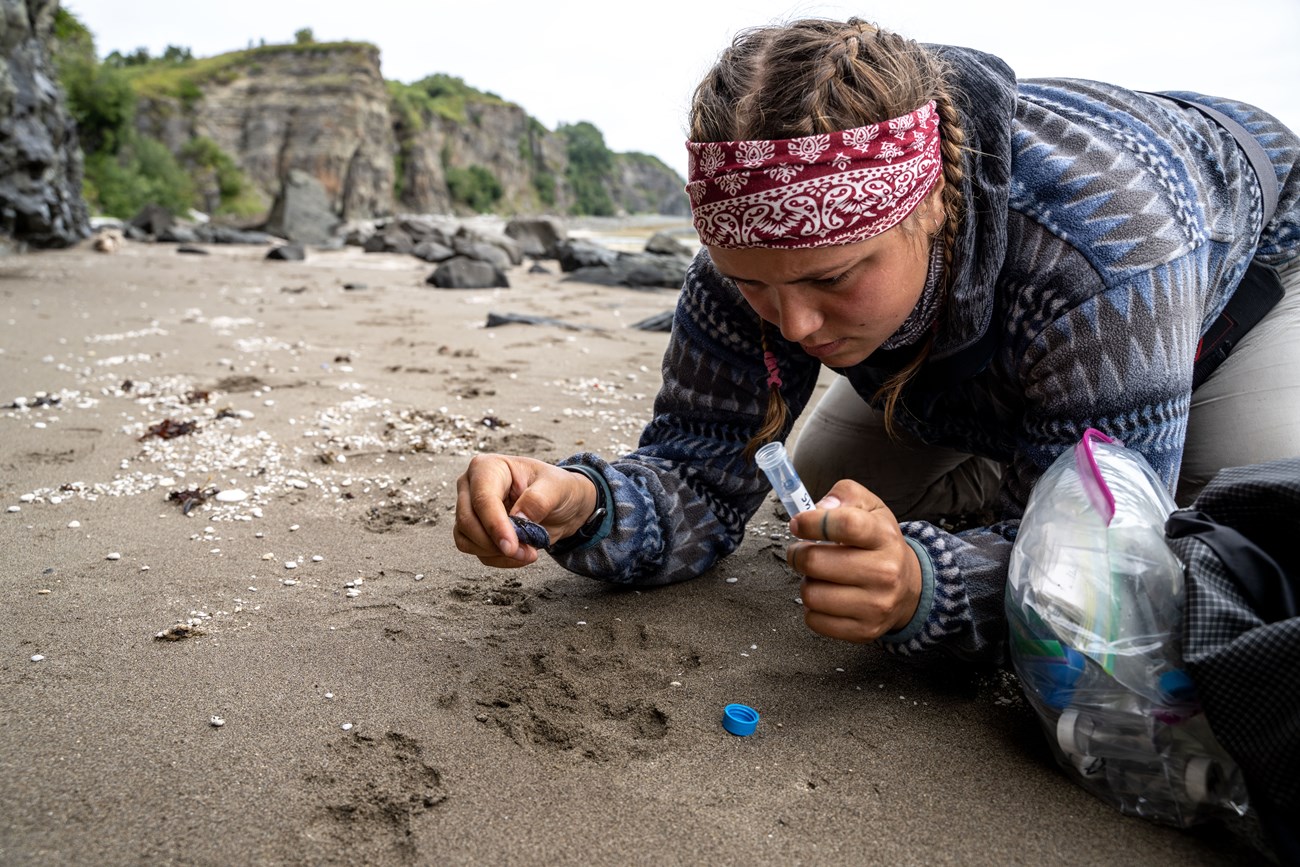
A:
453 454 599 568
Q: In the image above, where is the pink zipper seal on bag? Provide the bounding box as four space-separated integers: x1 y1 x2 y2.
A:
1075 428 1120 526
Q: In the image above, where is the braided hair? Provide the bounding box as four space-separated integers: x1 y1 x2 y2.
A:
690 19 968 455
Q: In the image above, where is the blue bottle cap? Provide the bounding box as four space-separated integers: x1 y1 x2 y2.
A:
1158 669 1198 704
722 703 759 737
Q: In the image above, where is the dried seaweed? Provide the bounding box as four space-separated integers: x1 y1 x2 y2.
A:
140 418 199 441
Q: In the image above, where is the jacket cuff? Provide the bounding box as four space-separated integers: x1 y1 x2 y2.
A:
550 462 614 554
879 536 935 645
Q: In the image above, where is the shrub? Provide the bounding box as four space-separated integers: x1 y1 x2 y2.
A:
445 165 502 213
559 121 614 216
85 135 194 217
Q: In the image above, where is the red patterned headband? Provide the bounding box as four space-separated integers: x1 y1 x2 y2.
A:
686 101 941 249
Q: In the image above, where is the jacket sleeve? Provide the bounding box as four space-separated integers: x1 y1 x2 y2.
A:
880 251 1204 665
549 252 821 584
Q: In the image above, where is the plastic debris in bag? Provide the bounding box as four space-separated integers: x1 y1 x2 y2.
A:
1006 428 1249 827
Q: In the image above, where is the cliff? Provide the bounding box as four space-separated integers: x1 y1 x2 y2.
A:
0 0 89 247
130 42 395 220
126 42 687 221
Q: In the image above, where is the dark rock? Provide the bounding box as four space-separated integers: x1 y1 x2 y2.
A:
264 170 339 245
562 266 625 287
561 252 692 289
123 224 152 242
427 256 509 289
177 245 210 255
398 215 457 247
485 312 602 332
455 225 523 266
631 311 675 332
528 262 550 275
342 222 376 247
412 239 455 263
452 236 512 271
645 231 695 257
0 1 91 248
157 225 198 244
616 252 693 288
343 282 368 291
556 239 618 272
195 225 273 245
504 217 567 259
363 225 414 255
266 243 306 261
129 204 176 238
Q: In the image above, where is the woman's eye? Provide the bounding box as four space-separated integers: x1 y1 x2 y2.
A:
815 272 849 287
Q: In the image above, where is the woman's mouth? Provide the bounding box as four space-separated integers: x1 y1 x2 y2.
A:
800 338 847 359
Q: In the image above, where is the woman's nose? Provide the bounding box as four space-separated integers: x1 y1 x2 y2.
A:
776 293 822 343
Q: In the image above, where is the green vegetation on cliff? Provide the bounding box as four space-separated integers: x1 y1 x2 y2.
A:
51 10 684 220
51 9 261 218
388 74 508 127
559 122 615 216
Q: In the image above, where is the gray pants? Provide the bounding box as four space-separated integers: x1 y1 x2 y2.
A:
790 259 1300 519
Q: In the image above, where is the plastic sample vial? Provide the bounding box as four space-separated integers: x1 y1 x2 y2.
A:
755 441 815 517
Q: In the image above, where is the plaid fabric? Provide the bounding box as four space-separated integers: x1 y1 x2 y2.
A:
1167 458 1300 861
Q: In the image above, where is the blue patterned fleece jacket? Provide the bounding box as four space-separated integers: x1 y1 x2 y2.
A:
551 46 1300 665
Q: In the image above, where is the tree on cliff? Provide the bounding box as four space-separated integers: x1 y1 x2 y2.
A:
559 122 615 217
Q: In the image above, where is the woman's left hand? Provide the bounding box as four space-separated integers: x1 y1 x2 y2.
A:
786 479 923 643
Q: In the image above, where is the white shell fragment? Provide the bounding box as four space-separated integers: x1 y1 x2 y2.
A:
30 654 45 662
341 722 353 731
215 489 248 503
284 561 297 570
210 716 225 727
106 552 121 560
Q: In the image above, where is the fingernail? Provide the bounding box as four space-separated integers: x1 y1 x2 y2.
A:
817 495 842 509
497 537 513 555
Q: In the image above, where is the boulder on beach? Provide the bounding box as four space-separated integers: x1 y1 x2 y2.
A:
505 217 567 259
364 225 415 255
427 256 509 289
556 239 618 272
264 170 340 245
266 243 306 261
129 204 176 238
456 225 523 266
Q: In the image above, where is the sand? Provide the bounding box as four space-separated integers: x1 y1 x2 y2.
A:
0 240 1256 865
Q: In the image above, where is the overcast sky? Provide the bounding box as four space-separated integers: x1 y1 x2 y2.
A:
63 0 1300 179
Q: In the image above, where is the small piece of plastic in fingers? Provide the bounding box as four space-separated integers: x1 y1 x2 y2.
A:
510 515 551 548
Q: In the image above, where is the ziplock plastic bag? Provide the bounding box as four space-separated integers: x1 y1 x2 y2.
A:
1006 429 1249 827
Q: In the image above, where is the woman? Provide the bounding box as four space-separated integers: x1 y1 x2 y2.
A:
454 18 1300 665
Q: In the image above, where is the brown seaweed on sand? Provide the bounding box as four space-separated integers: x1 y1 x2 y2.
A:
140 418 199 441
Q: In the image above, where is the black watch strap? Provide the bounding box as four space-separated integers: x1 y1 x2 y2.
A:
548 466 609 555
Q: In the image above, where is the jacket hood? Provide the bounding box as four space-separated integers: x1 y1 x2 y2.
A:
904 45 1017 374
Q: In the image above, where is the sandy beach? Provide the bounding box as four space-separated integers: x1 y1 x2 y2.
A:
0 239 1257 866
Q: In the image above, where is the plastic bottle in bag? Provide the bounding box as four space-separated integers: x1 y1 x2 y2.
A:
1006 429 1249 826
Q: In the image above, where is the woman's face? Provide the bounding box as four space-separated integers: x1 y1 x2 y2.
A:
707 200 941 368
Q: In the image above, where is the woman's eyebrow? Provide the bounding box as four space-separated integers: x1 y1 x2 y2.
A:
720 263 851 284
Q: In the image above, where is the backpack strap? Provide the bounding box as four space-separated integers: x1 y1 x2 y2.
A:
1147 92 1287 388
1153 93 1279 225
1167 509 1298 622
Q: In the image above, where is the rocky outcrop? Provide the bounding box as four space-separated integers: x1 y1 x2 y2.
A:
0 0 89 247
609 153 690 217
135 42 395 222
129 42 687 221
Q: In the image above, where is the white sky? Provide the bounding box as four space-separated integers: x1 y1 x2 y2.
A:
63 0 1300 180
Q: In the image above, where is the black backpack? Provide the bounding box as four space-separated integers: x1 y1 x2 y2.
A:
1166 457 1300 863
